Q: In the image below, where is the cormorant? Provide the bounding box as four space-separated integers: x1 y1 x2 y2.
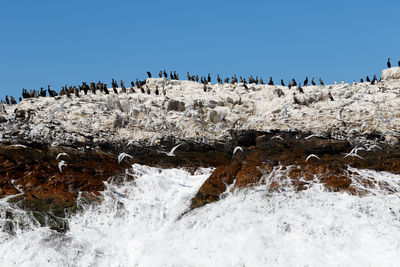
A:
155 86 159 95
260 77 264 84
268 77 274 85
159 71 163 78
328 92 334 101
147 71 152 78
366 76 370 82
288 81 292 89
207 73 211 83
387 58 391 68
319 78 324 86
298 83 304 93
311 78 316 86
360 78 364 83
280 79 285 86
163 70 167 78
293 93 300 105
303 77 308 86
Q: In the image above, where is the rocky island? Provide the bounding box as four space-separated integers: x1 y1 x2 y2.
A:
1 67 400 231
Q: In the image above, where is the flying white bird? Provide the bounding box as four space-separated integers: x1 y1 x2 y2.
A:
56 152 69 160
305 134 322 140
167 144 182 156
343 147 365 159
118 153 133 164
305 154 320 162
233 146 243 155
271 135 284 141
58 160 67 173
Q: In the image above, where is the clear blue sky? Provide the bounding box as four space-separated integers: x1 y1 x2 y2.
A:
1 0 399 100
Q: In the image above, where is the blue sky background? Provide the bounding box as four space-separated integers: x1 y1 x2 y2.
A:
1 0 399 100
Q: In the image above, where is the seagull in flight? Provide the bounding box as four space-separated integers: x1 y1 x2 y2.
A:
56 152 69 160
305 154 320 162
118 153 133 164
233 146 243 155
58 160 67 173
167 144 182 156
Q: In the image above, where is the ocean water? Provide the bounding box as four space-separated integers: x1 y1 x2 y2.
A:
0 164 400 266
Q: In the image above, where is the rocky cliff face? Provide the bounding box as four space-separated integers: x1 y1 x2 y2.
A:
1 68 400 231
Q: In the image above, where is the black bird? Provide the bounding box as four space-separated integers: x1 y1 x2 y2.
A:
113 87 118 94
360 78 364 83
103 84 109 94
217 74 222 84
328 92 334 101
303 76 308 86
74 87 80 98
288 81 292 89
311 77 316 86
243 82 248 90
207 73 211 83
280 79 285 86
224 77 229 83
155 86 159 95
203 83 207 92
159 71 163 78
387 58 391 68
6 95 11 105
195 75 199 82
260 77 264 84
398 60 400 67
292 79 297 86
319 78 324 86
293 93 300 105
163 70 168 78
298 83 304 93
268 77 274 85
366 76 370 82
147 71 152 78
140 86 145 94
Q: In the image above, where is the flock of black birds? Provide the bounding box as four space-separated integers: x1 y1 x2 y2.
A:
1 59 399 106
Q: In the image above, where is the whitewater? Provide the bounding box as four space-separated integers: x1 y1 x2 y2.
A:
0 164 399 266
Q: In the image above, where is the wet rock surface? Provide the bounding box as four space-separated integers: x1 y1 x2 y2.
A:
190 132 400 209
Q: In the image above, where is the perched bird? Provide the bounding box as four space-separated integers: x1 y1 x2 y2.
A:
387 58 391 68
366 76 370 82
203 83 207 92
159 70 163 78
288 81 292 89
319 78 324 86
303 76 308 86
328 92 334 101
292 79 297 86
360 78 364 83
311 77 316 86
293 93 300 105
155 86 159 95
281 79 285 86
298 83 304 93
147 71 152 78
398 60 400 67
268 77 274 85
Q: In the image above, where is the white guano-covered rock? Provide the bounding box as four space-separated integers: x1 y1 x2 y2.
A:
382 67 400 81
